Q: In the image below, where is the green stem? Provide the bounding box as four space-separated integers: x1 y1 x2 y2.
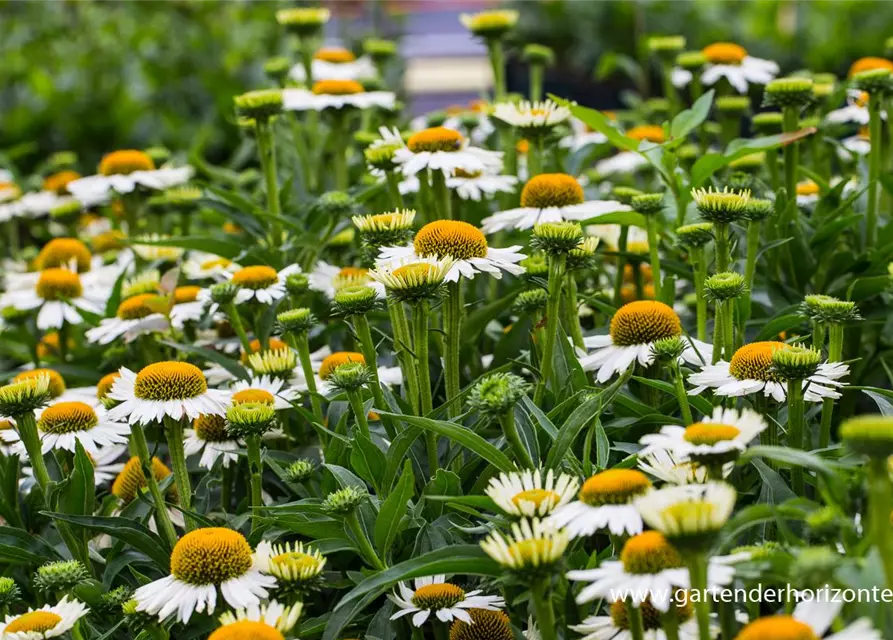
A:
254 118 282 248
692 247 708 342
530 581 557 640
781 106 800 236
331 113 350 191
719 599 737 640
353 314 395 438
714 222 731 273
385 172 405 209
294 333 325 427
722 297 735 362
712 300 724 365
534 253 566 404
487 39 507 102
530 63 544 102
645 215 663 299
564 275 585 350
686 554 712 640
413 301 437 473
499 410 534 468
819 323 845 448
672 361 693 425
129 423 178 548
613 226 630 306
527 136 543 177
225 302 253 354
867 91 884 248
627 601 646 640
741 220 761 326
662 610 682 640
388 301 419 414
346 388 371 439
345 510 386 570
289 114 314 193
163 416 194 531
868 458 893 591
246 434 264 533
431 170 452 220
787 379 805 496
16 412 50 492
444 281 462 417
221 463 232 512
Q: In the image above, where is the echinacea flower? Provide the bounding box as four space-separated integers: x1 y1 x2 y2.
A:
229 376 300 411
547 469 651 538
302 350 402 395
394 127 502 177
839 127 872 158
450 609 515 640
388 575 505 627
282 80 396 112
308 262 385 300
254 541 325 590
368 256 455 303
87 444 128 486
134 527 276 623
0 268 106 330
480 518 568 572
795 180 821 207
225 264 301 305
826 89 881 125
183 414 242 469
108 362 229 425
85 293 171 345
378 220 526 282
734 598 881 640
579 301 713 383
67 149 193 201
698 42 779 93
640 407 767 463
11 401 130 455
492 99 571 135
485 469 580 517
687 341 849 402
209 601 302 640
182 252 240 281
0 596 89 640
288 46 376 82
633 482 736 543
571 598 702 640
169 285 207 328
481 173 629 233
637 449 731 485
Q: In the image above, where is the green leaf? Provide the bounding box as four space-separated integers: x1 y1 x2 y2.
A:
578 211 647 228
350 433 387 494
845 275 891 301
0 527 61 564
461 289 521 345
379 411 515 474
160 340 249 381
129 235 245 260
44 513 171 569
381 426 422 494
738 446 841 476
374 460 414 557
754 313 804 342
669 89 714 141
323 546 502 640
690 129 816 187
104 268 128 317
551 96 640 152
423 494 499 511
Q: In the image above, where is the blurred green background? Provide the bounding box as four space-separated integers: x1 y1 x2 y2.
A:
2 0 892 173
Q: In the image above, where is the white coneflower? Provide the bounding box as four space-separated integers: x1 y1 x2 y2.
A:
481 173 629 233
0 268 106 331
480 518 568 571
182 252 240 281
394 127 503 177
229 376 300 411
826 89 878 125
225 264 301 305
485 469 579 517
133 527 276 623
282 80 396 112
68 149 192 201
183 414 242 470
288 46 376 82
388 575 504 627
209 601 302 640
733 600 880 640
639 407 768 463
492 99 571 133
546 469 651 538
688 341 848 402
308 262 385 300
633 482 736 542
0 596 89 639
698 42 779 93
85 293 171 345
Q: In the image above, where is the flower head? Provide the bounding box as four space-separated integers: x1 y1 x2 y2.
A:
459 10 518 39
480 518 568 574
841 415 893 458
0 375 52 417
0 596 89 640
691 187 751 223
634 482 736 551
486 469 579 518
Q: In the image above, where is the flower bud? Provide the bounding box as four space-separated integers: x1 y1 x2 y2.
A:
277 308 316 335
531 221 584 256
226 401 278 438
771 345 821 380
704 272 747 301
763 77 814 108
33 560 90 594
467 372 529 417
234 89 283 121
323 485 367 515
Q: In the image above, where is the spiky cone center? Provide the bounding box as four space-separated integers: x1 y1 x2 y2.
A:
743 199 774 222
684 423 741 446
170 528 253 585
97 372 120 401
37 238 92 272
173 286 201 305
240 338 289 365
92 230 126 253
314 46 355 63
248 348 297 377
849 57 893 78
353 210 416 233
620 531 683 574
112 456 174 505
376 261 449 300
285 459 315 483
276 6 329 28
38 401 99 434
764 77 814 107
201 257 232 271
513 288 548 315
312 79 364 96
771 345 821 380
117 293 169 320
277 308 314 335
319 352 366 380
703 42 747 65
270 547 324 581
36 268 83 301
414 220 489 261
705 272 747 300
323 486 366 514
461 10 518 38
729 341 788 382
134 361 208 401
411 583 466 610
579 469 652 506
521 173 584 208
99 150 155 176
334 267 371 290
43 170 81 194
716 95 751 113
407 127 464 153
232 265 279 290
531 221 584 255
626 125 666 143
227 402 277 437
123 270 161 299
691 187 751 223
512 489 561 509
16 369 66 398
631 193 664 215
232 389 275 406
209 621 284 640
609 301 682 347
468 372 528 415
840 415 893 457
34 560 89 592
677 50 707 69
853 68 893 94
4 612 64 634
449 608 513 640
676 222 714 247
734 616 818 640
194 414 230 442
610 598 692 631
234 90 283 120
648 35 686 56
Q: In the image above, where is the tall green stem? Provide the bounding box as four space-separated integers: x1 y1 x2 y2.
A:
530 581 557 640
644 215 663 299
627 602 646 640
741 220 761 327
385 172 405 209
564 275 585 350
246 434 264 534
868 458 893 591
692 247 708 342
346 388 371 440
530 63 544 102
431 170 452 220
413 301 437 473
534 254 566 404
487 40 507 101
388 301 419 414
613 226 630 306
129 423 178 548
293 333 324 427
225 302 253 354
353 314 395 437
163 417 194 531
787 379 805 495
781 106 800 234
499 410 534 468
331 114 349 191
867 92 884 247
254 119 282 247
819 323 845 449
443 281 462 417
686 554 712 640
712 300 724 365
671 361 693 425
345 510 386 570
714 223 730 273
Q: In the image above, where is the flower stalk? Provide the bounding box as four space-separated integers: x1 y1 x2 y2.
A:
162 415 195 531
254 118 283 247
443 281 463 417
534 253 566 404
129 423 178 548
246 434 264 533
